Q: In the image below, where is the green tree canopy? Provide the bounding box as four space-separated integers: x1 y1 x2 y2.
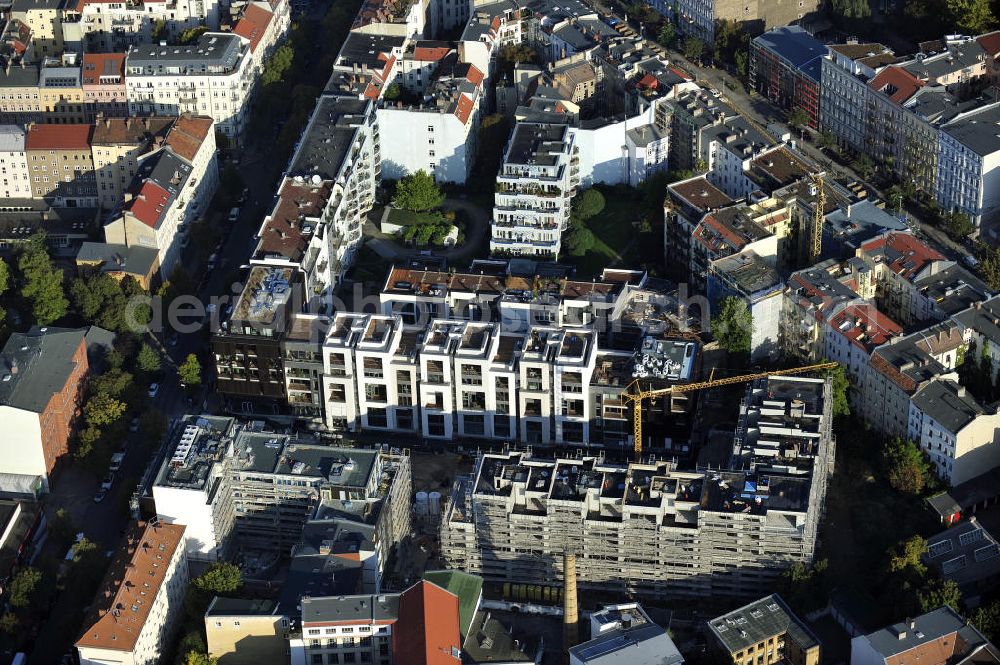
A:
179 354 202 387
711 296 752 356
393 170 444 212
787 107 810 129
882 438 931 495
573 189 606 221
681 36 706 62
948 0 997 33
261 44 294 86
177 25 209 44
830 0 871 19
822 363 851 418
8 567 42 607
184 652 218 665
917 578 962 613
0 257 9 295
137 343 162 375
564 225 596 257
19 234 67 325
972 600 1000 642
194 562 243 596
383 83 402 101
889 535 927 575
942 210 974 240
85 392 127 428
656 23 676 48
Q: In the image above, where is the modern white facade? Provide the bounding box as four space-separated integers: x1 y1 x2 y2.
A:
491 122 579 258
125 33 254 140
0 124 30 199
64 0 222 53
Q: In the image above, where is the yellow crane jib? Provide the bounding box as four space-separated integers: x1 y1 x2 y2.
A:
623 362 839 458
811 172 826 261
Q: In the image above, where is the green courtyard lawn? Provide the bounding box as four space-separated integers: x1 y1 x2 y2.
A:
562 186 661 278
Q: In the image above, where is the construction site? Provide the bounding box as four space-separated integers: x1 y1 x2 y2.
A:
438 374 836 607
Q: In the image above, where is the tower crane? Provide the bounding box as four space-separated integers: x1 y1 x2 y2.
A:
621 362 839 458
811 172 826 261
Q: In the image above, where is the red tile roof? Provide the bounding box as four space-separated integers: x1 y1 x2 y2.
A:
870 351 918 393
127 181 172 228
413 45 451 61
233 3 273 53
638 73 658 89
255 179 329 262
463 63 484 86
394 580 461 665
860 232 944 281
25 123 93 151
454 93 474 124
81 52 125 86
829 303 901 352
869 65 924 104
978 31 1000 58
75 522 185 653
163 114 213 163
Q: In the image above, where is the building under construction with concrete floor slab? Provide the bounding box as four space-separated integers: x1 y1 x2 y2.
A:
439 375 835 601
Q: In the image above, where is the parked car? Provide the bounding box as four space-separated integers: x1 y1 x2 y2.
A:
129 417 140 432
93 488 108 503
207 254 218 270
100 475 114 491
147 383 159 398
228 207 241 224
109 452 125 473
964 255 981 269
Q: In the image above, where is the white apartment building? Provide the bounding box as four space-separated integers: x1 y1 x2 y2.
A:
491 122 579 258
908 378 1000 486
233 0 292 76
103 115 218 278
322 311 607 445
954 296 1000 382
125 33 254 140
75 521 189 665
254 96 377 311
937 102 1000 227
378 44 486 184
64 0 222 53
0 124 29 199
151 416 238 564
458 0 523 81
819 43 894 153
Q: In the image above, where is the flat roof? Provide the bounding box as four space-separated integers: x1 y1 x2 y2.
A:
288 95 370 180
708 594 819 654
0 326 86 413
506 122 568 166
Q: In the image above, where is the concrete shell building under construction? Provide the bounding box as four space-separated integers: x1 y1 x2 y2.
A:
439 375 835 601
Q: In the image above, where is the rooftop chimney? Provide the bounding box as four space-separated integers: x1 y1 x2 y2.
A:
563 551 578 662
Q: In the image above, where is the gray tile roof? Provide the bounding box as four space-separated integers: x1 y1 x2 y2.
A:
288 95 370 181
708 594 819 655
942 101 1000 157
911 378 986 434
300 593 400 624
753 26 825 83
860 606 993 659
126 33 244 75
569 622 682 664
0 326 86 413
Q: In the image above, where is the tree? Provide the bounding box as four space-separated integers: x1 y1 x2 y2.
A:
854 154 876 180
787 107 810 130
19 234 67 325
948 0 997 34
383 83 402 101
830 0 871 19
882 437 931 495
194 562 243 595
822 363 851 418
49 507 76 549
179 354 202 387
711 297 752 356
137 343 162 375
681 36 706 62
151 19 167 42
90 368 133 399
177 25 209 44
85 393 127 427
261 44 294 86
0 612 18 635
8 567 42 607
656 23 676 48
564 225 596 257
184 653 218 665
889 535 927 575
573 189 606 221
980 249 1000 290
76 425 103 459
0 257 9 295
917 578 962 613
734 50 749 77
942 210 974 240
972 600 1000 642
393 170 444 212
